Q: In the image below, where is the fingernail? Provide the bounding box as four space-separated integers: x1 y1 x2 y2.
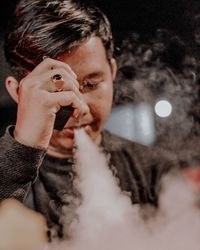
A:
73 109 79 118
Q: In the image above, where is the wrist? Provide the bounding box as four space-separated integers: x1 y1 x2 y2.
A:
14 128 49 150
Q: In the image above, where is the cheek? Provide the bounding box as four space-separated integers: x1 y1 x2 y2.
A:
101 84 113 113
87 83 113 121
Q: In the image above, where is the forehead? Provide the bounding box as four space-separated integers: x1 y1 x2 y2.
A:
57 37 110 78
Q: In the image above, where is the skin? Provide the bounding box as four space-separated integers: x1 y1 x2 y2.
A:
6 37 117 158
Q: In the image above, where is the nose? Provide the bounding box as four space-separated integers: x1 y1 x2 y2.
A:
80 92 91 116
80 100 89 117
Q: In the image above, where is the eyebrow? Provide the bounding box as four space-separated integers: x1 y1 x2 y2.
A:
85 71 105 79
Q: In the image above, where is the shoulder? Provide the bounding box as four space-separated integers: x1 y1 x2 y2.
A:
102 129 177 167
101 130 178 204
101 129 144 152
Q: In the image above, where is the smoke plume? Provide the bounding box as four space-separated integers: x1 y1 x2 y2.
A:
0 129 200 250
47 129 200 250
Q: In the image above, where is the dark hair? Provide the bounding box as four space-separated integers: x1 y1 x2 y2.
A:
4 0 114 80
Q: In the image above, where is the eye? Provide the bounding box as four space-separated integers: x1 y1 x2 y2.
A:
80 80 99 92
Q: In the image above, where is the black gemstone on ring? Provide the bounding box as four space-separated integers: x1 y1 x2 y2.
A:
52 74 63 81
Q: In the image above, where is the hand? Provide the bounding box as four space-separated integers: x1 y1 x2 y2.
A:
0 199 47 250
14 58 88 149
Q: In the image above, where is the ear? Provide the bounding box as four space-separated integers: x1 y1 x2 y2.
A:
5 76 19 103
110 58 117 80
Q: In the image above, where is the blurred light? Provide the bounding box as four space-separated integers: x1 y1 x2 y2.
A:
104 103 155 146
155 100 172 118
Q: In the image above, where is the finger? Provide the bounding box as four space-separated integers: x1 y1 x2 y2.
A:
19 69 78 92
41 68 82 98
47 91 89 115
31 58 77 80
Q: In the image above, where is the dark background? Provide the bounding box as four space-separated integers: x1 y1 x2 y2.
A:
0 0 200 137
0 0 200 36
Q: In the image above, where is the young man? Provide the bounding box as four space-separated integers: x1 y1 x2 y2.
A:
0 0 176 238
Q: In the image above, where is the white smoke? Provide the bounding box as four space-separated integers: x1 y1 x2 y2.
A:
47 129 200 250
0 129 199 250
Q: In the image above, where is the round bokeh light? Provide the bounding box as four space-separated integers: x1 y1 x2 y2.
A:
154 100 172 118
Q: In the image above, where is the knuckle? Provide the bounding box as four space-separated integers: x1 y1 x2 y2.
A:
70 91 77 100
67 91 79 104
19 76 41 96
65 64 72 71
45 58 54 65
58 68 67 77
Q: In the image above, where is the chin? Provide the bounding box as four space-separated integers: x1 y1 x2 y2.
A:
50 134 74 149
52 122 102 147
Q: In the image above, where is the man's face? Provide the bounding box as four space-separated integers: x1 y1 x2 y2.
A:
49 37 116 155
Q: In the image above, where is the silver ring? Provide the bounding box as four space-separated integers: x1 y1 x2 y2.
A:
51 74 64 92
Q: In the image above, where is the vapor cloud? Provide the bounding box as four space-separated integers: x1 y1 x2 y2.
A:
1 129 200 250
48 129 200 250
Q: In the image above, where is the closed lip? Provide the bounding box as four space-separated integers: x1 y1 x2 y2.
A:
64 124 89 130
62 124 90 138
